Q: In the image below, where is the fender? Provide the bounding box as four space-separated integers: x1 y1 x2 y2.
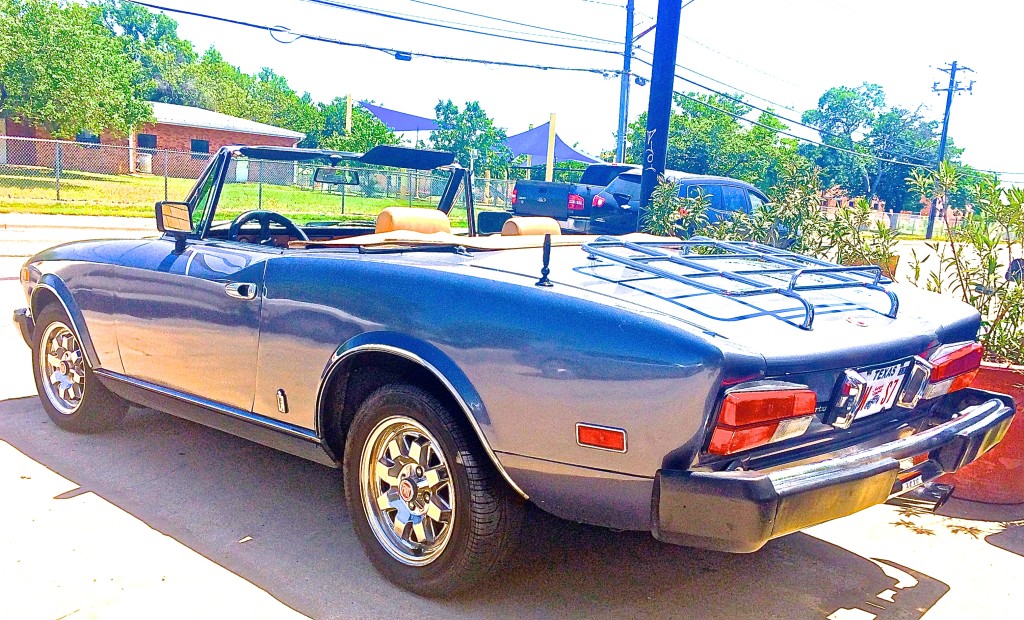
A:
30 274 100 369
316 331 528 499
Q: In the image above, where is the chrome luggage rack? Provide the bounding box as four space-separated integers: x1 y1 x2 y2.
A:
578 236 899 331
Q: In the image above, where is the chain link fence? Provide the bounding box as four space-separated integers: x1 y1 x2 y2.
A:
0 135 211 214
0 135 519 223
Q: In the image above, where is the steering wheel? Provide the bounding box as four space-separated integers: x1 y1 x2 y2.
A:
227 210 308 244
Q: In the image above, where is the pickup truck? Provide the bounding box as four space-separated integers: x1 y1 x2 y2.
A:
590 170 770 235
511 163 637 232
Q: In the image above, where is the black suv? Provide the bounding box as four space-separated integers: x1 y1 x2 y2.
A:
589 171 770 235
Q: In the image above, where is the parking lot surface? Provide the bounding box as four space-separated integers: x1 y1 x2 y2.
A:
1 214 1022 619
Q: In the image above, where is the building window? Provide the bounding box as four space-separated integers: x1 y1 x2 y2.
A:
137 133 157 151
190 139 210 160
75 131 101 148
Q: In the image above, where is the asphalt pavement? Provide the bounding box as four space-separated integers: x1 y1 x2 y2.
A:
1 214 1022 619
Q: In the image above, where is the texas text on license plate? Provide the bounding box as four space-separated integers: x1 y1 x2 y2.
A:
856 360 911 419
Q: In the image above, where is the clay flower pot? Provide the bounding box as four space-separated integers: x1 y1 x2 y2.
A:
940 363 1024 504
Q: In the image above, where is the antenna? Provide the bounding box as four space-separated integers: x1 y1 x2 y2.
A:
536 234 554 287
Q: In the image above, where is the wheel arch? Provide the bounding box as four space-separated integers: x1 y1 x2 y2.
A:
316 332 528 499
30 274 99 369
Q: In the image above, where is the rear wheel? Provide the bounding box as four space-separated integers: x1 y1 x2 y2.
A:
32 304 128 433
343 383 523 597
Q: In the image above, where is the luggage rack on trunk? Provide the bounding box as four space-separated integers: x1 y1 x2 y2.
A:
578 236 899 330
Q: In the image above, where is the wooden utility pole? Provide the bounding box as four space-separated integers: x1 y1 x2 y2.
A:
615 0 635 163
925 61 974 239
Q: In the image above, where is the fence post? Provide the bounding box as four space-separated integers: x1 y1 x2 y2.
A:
54 142 62 201
257 160 263 209
163 149 169 201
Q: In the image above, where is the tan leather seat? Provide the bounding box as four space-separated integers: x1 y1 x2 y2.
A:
375 207 452 235
500 216 562 236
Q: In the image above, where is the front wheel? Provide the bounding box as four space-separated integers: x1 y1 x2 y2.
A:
343 383 523 597
32 304 128 433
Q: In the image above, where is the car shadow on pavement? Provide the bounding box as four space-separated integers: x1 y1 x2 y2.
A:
0 396 949 620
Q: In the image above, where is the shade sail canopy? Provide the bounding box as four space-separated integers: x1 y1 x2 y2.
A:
359 102 438 132
505 122 598 163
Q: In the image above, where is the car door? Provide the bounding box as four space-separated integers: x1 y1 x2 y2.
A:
114 154 268 412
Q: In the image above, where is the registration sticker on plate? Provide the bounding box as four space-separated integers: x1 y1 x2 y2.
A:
856 360 911 419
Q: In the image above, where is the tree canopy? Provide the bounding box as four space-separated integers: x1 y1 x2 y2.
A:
431 100 511 175
0 0 151 137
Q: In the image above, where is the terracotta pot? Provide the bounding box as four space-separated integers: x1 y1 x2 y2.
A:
940 363 1024 504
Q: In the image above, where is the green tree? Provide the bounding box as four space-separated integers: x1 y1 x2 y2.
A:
624 92 807 193
94 0 199 105
319 101 399 152
430 100 511 175
0 0 150 137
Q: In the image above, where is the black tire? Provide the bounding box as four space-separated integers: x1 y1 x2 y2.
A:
343 383 523 597
32 304 128 433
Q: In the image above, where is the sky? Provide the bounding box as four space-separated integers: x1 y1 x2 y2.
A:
145 0 1023 180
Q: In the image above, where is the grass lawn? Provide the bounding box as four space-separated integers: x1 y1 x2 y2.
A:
0 165 469 224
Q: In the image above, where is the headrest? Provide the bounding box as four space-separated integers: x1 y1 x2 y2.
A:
500 216 562 236
375 207 452 235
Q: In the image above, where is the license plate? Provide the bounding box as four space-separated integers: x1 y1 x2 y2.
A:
900 475 924 493
856 360 910 419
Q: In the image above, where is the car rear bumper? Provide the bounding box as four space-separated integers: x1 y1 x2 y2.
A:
13 308 33 347
652 387 1015 552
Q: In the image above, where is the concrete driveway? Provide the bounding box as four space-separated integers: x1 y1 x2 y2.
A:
1 215 1022 619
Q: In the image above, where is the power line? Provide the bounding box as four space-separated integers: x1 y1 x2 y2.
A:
680 34 802 88
633 56 937 167
127 1 619 75
633 47 799 112
403 0 622 46
301 0 622 56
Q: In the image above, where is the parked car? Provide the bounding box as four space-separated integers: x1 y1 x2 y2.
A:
590 170 770 235
509 162 637 232
13 145 1015 597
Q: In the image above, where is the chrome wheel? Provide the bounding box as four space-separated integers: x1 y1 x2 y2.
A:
360 415 455 566
38 322 86 415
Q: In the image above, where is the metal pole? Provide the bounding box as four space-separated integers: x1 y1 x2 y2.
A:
926 61 958 240
54 142 61 201
544 113 557 182
258 160 263 209
615 0 635 163
638 0 683 213
163 149 169 201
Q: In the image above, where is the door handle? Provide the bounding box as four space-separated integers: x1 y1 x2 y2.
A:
224 282 258 300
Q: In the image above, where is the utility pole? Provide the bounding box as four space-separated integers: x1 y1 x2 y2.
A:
615 0 635 163
638 0 683 212
925 61 974 239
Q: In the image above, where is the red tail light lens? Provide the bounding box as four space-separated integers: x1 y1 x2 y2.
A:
568 193 585 211
708 385 817 456
592 195 605 208
511 188 518 205
923 342 983 399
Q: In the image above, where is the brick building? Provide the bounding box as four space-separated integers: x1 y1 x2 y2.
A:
1 102 305 179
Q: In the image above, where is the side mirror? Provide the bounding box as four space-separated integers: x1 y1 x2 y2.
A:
155 201 191 253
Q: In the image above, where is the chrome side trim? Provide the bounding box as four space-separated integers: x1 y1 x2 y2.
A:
95 369 320 442
318 344 529 499
30 282 97 368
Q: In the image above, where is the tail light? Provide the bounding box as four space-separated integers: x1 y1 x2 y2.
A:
592 195 606 208
708 383 817 456
511 188 518 205
923 342 983 399
568 193 585 211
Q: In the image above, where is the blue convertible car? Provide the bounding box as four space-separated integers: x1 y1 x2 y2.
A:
13 145 1015 596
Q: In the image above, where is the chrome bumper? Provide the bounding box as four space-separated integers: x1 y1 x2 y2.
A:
653 388 1015 552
